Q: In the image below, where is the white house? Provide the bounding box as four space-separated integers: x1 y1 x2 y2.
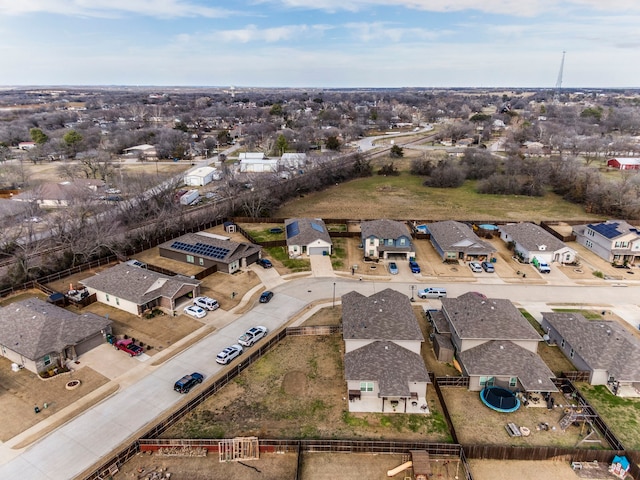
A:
573 220 640 266
284 218 332 257
499 222 577 265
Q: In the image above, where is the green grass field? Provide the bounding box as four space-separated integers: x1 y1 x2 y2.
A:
275 170 599 222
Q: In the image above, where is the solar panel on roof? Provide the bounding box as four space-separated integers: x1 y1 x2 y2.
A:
170 241 230 259
311 222 324 233
286 221 299 238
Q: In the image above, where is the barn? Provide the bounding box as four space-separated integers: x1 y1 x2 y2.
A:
607 158 640 170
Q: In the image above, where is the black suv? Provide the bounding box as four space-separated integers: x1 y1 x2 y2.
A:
173 372 204 393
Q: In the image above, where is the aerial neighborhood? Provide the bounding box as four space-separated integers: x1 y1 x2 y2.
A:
1 86 640 480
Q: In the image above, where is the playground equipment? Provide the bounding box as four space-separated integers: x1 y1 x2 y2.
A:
480 386 520 413
387 461 412 477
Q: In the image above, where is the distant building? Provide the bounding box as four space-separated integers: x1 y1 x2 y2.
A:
607 158 640 170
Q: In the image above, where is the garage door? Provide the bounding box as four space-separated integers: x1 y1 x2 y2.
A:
308 247 329 256
75 332 106 356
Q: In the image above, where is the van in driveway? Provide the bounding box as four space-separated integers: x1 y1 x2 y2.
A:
532 257 551 273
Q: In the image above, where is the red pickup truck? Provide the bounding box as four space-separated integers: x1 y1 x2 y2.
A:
114 339 143 357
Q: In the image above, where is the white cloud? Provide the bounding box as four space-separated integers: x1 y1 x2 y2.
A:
262 0 640 16
215 24 331 43
0 0 231 18
344 22 446 42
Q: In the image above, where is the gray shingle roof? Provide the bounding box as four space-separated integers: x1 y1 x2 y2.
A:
543 312 640 381
361 219 411 240
344 341 430 397
459 340 557 392
284 218 332 246
160 232 261 265
441 292 540 341
81 262 199 305
426 221 495 255
0 298 111 360
342 289 424 342
499 222 567 253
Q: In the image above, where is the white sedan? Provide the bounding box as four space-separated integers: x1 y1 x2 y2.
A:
238 326 268 347
183 305 207 319
215 344 243 365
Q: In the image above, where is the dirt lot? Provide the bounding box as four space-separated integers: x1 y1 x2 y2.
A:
116 451 475 480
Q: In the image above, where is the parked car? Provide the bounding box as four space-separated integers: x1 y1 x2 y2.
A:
114 338 143 357
417 287 447 299
193 296 219 311
409 260 421 273
215 344 243 365
238 326 268 347
469 261 483 273
257 258 273 268
481 261 495 273
259 291 274 303
184 305 207 318
388 262 399 275
174 372 204 393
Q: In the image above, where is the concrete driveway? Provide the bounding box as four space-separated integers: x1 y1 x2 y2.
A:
74 343 151 381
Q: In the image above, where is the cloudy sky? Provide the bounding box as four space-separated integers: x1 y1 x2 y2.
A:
1 0 639 88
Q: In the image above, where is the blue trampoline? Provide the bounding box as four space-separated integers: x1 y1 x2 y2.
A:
480 386 520 412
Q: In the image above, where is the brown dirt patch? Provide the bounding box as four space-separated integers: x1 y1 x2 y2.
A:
114 452 298 480
0 357 109 442
82 302 203 354
469 459 611 480
283 370 306 396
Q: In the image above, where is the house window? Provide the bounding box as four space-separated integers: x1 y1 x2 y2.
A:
399 237 406 246
199 258 204 266
360 381 374 392
509 377 517 387
368 250 375 257
570 348 574 358
479 376 495 387
43 355 52 366
386 239 393 246
106 294 110 302
116 298 120 306
1 345 5 355
186 255 195 263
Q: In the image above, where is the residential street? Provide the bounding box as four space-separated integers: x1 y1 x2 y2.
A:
0 267 639 479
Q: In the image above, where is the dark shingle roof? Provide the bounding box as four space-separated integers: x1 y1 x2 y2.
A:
0 298 111 360
81 262 199 305
361 219 411 240
499 222 567 253
441 292 540 341
160 232 261 265
284 218 332 246
344 341 430 397
426 221 495 255
342 289 424 342
543 312 640 381
459 340 557 392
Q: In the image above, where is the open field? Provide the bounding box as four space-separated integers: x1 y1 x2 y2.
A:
275 172 598 222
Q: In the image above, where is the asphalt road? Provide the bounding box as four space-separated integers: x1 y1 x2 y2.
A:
0 275 639 479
